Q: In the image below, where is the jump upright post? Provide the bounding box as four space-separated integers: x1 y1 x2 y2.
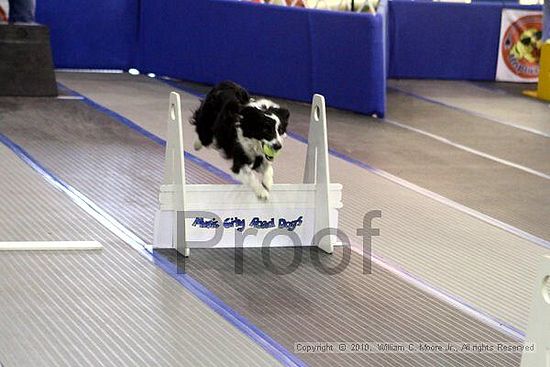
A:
520 255 550 367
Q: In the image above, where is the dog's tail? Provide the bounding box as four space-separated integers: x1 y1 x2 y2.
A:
189 105 200 126
191 98 219 147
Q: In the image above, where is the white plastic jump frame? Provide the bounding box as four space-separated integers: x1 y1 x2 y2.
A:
520 255 550 367
153 92 343 256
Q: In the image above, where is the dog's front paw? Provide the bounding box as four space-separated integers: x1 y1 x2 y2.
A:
262 178 273 192
255 187 270 201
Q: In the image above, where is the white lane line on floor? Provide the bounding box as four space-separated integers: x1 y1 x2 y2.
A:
0 241 103 251
56 96 85 100
56 96 84 100
56 69 124 74
389 86 550 138
385 118 550 180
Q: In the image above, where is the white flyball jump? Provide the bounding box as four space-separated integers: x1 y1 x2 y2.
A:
153 92 342 256
520 255 550 367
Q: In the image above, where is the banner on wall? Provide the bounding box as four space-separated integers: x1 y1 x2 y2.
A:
496 9 543 82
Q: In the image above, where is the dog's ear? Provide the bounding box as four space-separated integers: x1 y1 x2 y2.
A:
279 108 290 122
224 99 241 115
277 108 290 133
236 88 250 104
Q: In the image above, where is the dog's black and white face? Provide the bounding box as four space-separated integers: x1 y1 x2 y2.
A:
239 99 290 153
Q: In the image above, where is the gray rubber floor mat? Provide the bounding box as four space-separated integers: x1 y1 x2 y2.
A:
0 144 282 367
0 86 526 366
0 97 226 243
388 79 550 136
385 89 549 174
297 90 550 240
160 247 522 367
54 73 550 334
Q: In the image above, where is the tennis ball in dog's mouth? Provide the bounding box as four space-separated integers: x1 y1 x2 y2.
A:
263 144 280 160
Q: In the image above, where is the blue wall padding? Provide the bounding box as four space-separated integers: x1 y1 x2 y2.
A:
200 1 313 102
137 0 209 82
388 1 503 80
36 0 140 69
33 0 544 113
388 1 543 80
309 11 385 115
35 0 385 115
139 0 385 116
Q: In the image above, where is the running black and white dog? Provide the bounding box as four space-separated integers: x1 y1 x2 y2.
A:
191 81 290 200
